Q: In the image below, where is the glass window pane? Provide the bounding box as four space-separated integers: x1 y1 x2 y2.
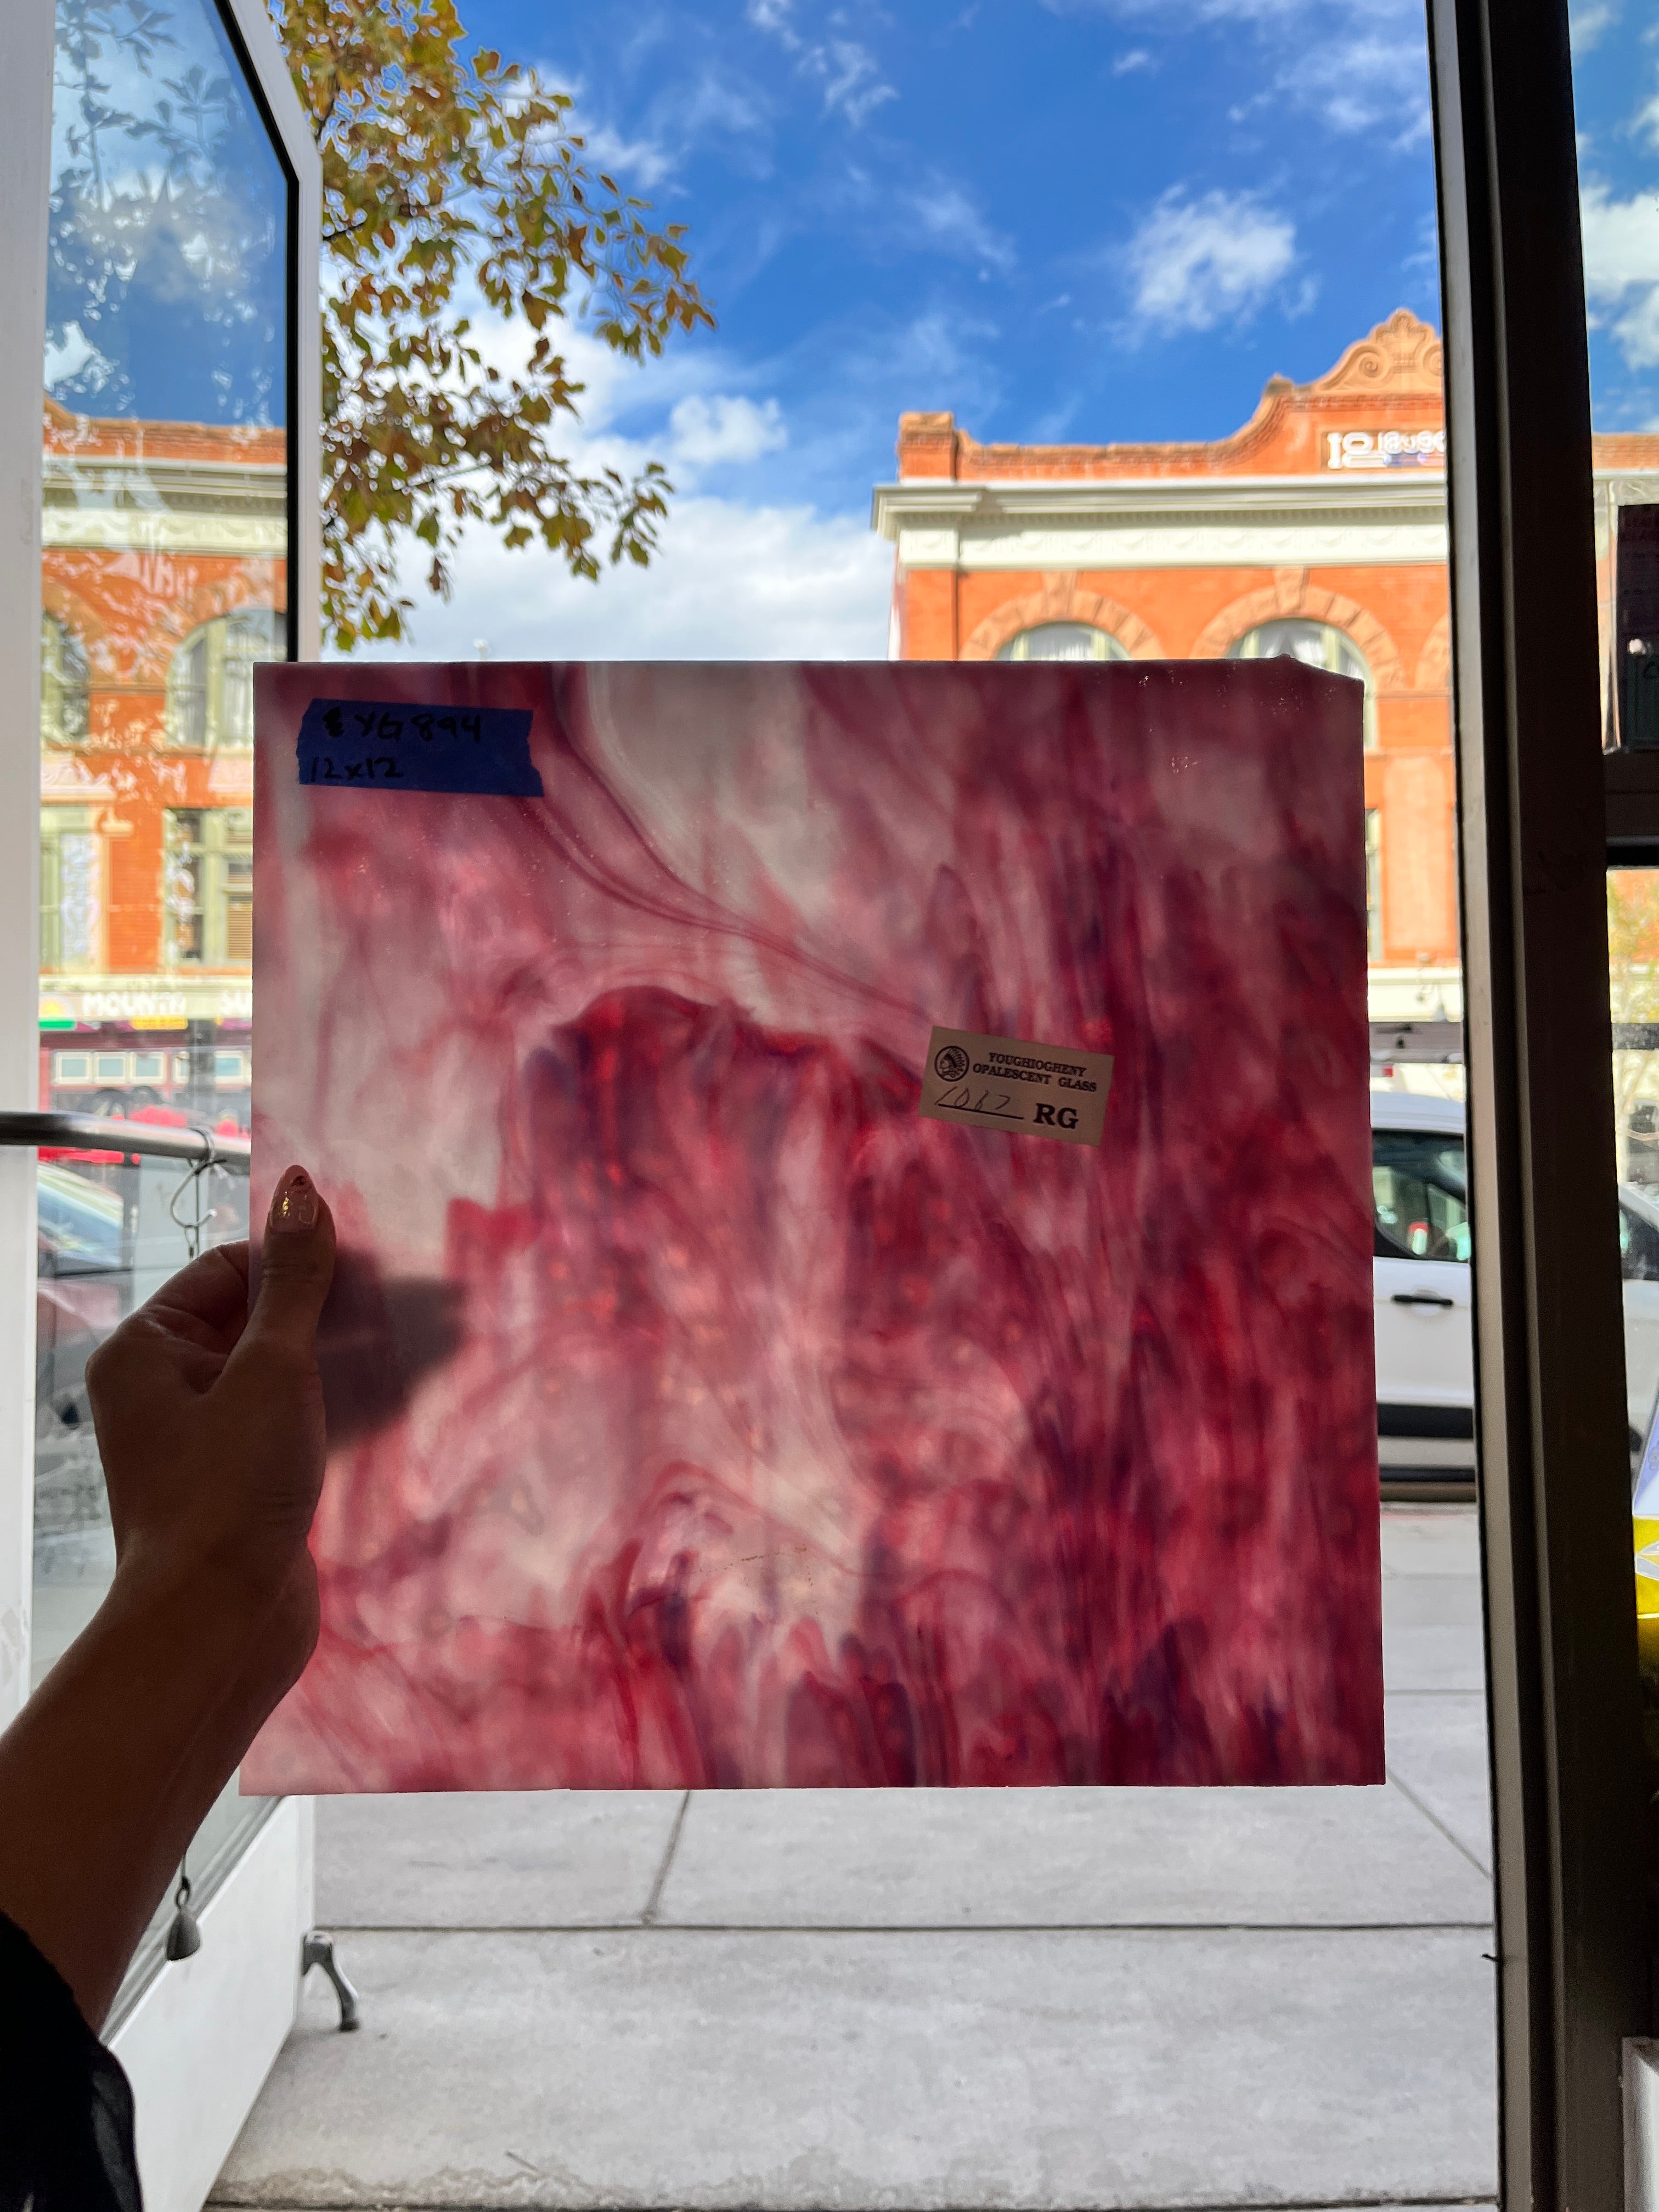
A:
42 0 280 1092
1611 868 1659 1444
1373 1128 1470 1262
35 0 287 1938
1579 0 1659 1697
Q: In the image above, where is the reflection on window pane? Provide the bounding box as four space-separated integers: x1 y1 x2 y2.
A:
34 0 286 1909
1607 870 1659 1718
41 0 281 1096
167 608 286 751
163 804 253 967
1572 13 1659 752
47 0 284 422
40 805 103 973
41 612 88 744
1574 14 1659 1711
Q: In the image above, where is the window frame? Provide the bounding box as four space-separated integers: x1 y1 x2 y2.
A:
40 611 88 747
1229 618 1378 748
38 803 103 974
1 3 323 2196
1430 0 1649 2201
1372 1127 1472 1263
995 621 1131 663
0 0 1644 2201
166 607 286 752
162 804 255 969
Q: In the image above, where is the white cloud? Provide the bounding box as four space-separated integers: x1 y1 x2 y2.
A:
909 180 1015 270
43 322 105 394
1581 180 1659 366
1113 46 1153 70
1055 0 1429 141
668 69 774 148
746 2 897 126
575 119 675 189
371 496 891 663
748 0 798 33
669 393 788 470
816 40 898 125
1274 33 1430 141
1122 188 1297 335
1571 1 1617 53
329 301 886 661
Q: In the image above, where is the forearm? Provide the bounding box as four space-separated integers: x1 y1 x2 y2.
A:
0 1556 311 2027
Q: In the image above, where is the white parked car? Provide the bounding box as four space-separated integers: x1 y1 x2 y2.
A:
1371 1091 1659 1479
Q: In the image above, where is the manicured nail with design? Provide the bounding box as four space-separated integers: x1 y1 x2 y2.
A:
269 1165 320 1233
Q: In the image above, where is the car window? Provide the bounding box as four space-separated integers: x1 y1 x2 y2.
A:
1373 1130 1470 1263
1621 1202 1659 1283
36 1163 125 1273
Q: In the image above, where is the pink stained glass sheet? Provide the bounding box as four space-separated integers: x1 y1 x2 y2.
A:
244 659 1383 1794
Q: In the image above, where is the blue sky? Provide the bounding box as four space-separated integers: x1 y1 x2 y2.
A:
528 0 1443 496
391 0 1453 657
46 0 1659 657
1575 2 1659 430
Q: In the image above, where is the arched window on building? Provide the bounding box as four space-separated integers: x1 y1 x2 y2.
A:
996 623 1130 663
40 808 103 973
167 607 286 749
1227 618 1376 746
41 613 89 747
163 806 253 967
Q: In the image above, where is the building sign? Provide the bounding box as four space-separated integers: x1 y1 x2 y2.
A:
1324 429 1445 471
38 984 253 1030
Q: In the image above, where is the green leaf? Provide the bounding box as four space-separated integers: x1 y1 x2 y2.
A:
276 0 716 644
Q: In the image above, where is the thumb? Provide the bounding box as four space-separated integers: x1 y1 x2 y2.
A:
242 1165 336 1355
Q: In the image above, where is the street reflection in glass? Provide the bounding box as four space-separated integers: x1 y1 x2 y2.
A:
33 0 289 1998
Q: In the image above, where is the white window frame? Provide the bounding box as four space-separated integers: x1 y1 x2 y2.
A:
1228 618 1378 748
163 805 256 969
0 7 321 2208
41 610 89 745
167 608 287 752
996 621 1129 662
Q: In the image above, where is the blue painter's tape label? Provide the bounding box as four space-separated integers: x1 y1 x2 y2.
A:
296 698 543 797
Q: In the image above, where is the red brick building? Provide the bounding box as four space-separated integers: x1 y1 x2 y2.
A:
874 309 1659 1023
36 397 286 1120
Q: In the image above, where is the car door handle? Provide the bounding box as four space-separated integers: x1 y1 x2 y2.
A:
1391 1292 1455 1308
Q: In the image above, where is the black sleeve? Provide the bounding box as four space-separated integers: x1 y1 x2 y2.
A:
0 1911 142 2212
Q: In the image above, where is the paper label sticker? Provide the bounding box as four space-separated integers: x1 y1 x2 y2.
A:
917 1025 1114 1148
296 698 543 797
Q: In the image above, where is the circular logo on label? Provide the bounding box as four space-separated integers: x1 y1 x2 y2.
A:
932 1045 970 1084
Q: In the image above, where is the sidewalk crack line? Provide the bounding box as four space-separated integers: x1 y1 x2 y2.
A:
641 1789 692 1924
1386 1765 1492 1881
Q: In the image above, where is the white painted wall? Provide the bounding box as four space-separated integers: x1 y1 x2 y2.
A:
1 7 326 2204
112 1798 317 2212
105 2 326 2196
1628 2040 1659 2211
0 0 54 1723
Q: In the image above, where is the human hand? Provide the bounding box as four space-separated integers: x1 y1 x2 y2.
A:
86 1164 336 1646
0 1169 337 2025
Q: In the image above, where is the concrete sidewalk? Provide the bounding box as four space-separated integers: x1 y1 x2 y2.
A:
212 1506 1497 2210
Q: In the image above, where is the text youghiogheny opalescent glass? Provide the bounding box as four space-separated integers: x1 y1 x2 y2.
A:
245 659 1383 1793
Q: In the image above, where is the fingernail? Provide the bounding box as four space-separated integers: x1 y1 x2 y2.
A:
269 1166 319 1232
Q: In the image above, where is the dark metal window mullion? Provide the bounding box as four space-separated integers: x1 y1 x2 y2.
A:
1427 0 1650 2205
